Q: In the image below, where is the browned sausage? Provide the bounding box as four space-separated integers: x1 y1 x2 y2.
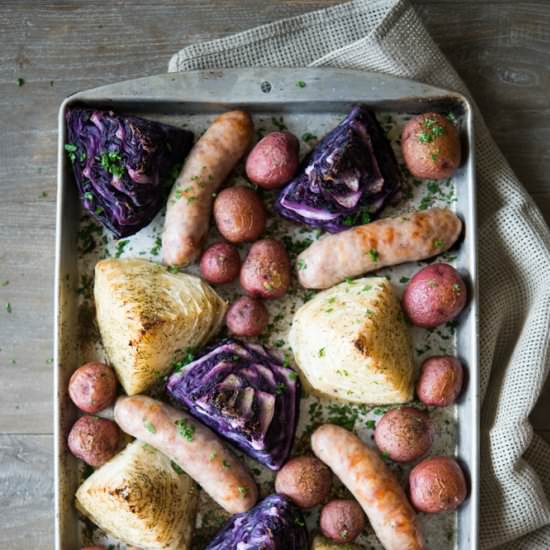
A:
114 395 258 514
297 208 462 289
162 110 254 267
312 424 424 550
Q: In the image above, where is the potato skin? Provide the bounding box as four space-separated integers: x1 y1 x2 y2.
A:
320 499 366 543
402 263 467 328
226 296 269 337
199 242 241 284
240 239 291 299
417 356 464 406
213 186 266 243
275 455 332 509
245 131 300 189
402 112 461 180
68 362 117 414
67 415 120 467
374 407 433 463
409 456 467 513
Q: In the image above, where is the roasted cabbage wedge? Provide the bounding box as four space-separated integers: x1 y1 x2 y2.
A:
289 277 414 404
94 258 226 395
75 440 199 550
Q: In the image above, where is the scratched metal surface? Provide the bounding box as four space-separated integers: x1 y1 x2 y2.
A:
55 69 478 549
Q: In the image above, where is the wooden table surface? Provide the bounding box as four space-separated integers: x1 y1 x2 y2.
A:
1 1 550 547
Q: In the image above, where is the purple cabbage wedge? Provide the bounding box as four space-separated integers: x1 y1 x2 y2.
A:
65 109 193 238
166 338 300 470
205 494 308 550
275 105 401 232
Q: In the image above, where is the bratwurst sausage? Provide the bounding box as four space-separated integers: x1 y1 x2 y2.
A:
298 207 462 289
312 424 424 550
162 110 254 267
114 395 258 514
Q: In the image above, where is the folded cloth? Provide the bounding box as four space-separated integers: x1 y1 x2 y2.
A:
169 1 550 547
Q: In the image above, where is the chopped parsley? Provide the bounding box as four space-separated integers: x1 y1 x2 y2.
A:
99 151 124 177
368 248 379 262
16 77 25 87
1 280 9 287
167 266 180 274
366 419 376 429
301 132 317 142
173 349 195 372
171 461 184 474
275 383 287 395
417 116 446 144
143 419 156 433
274 339 285 348
5 302 12 313
297 259 307 271
447 112 457 123
362 284 372 292
452 283 462 294
64 143 77 163
318 347 326 358
115 239 129 258
434 239 445 249
238 486 249 497
288 371 298 381
83 191 93 201
294 516 305 527
209 452 218 461
271 116 287 131
399 276 410 284
222 459 231 469
150 237 162 256
296 80 306 88
175 418 195 441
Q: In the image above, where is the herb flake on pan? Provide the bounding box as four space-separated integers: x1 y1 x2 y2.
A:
296 80 306 88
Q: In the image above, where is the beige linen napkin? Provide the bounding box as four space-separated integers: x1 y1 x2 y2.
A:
169 1 550 547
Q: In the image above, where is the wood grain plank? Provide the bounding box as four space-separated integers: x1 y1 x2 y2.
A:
0 435 53 550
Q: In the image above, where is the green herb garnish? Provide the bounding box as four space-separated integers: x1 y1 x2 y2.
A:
115 239 129 258
296 80 306 88
16 77 25 87
368 248 379 262
399 276 410 284
5 302 12 313
319 347 326 358
171 461 184 474
143 419 156 433
238 486 249 497
175 418 195 441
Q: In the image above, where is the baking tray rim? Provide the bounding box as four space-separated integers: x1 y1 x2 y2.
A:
54 67 479 550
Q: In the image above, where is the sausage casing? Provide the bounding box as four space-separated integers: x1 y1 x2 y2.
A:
312 424 424 550
298 208 462 289
114 395 258 514
162 110 253 267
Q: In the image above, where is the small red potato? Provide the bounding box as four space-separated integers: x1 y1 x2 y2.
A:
226 296 269 337
240 239 291 299
374 407 433 463
245 131 300 189
417 356 464 407
213 186 266 243
275 455 332 509
402 263 467 328
402 112 461 180
68 415 120 467
68 361 117 414
199 242 241 284
320 499 366 543
409 456 467 513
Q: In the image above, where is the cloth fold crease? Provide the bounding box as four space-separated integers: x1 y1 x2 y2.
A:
169 1 550 547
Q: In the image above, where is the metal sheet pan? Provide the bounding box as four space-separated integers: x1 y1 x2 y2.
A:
55 68 478 550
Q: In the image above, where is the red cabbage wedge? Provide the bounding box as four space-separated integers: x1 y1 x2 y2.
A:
166 338 300 470
204 494 308 550
65 109 193 238
275 105 401 232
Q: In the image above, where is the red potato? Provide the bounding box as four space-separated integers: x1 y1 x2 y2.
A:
240 239 291 299
417 356 464 406
402 113 461 180
402 263 467 328
199 242 241 284
226 296 269 337
245 131 300 189
68 415 120 467
320 499 366 543
374 407 433 463
409 456 467 513
213 186 266 243
68 362 117 414
275 455 332 509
